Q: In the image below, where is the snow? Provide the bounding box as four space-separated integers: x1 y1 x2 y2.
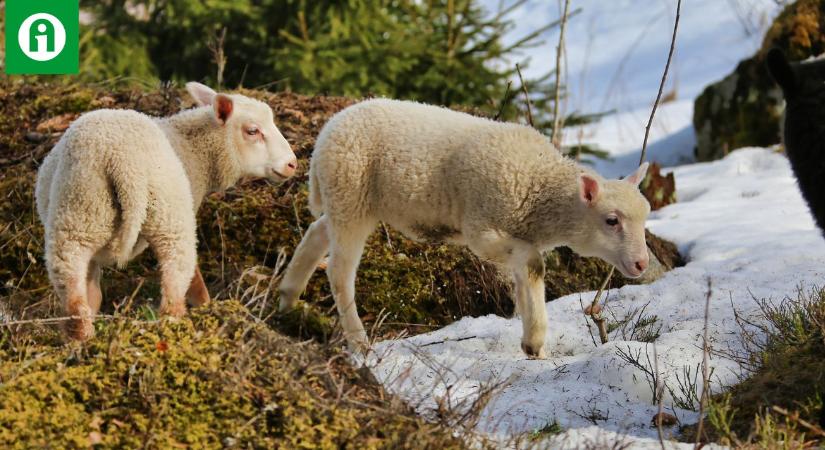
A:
483 0 781 113
367 146 825 447
362 2 817 447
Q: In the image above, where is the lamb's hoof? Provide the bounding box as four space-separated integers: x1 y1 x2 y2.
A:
277 292 298 312
160 303 187 318
64 317 95 342
521 342 546 359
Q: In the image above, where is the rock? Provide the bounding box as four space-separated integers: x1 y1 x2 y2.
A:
693 0 825 161
651 412 678 427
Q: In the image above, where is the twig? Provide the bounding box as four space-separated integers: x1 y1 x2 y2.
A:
771 405 825 437
493 80 512 121
585 268 612 344
695 276 712 448
653 343 666 450
586 0 682 342
515 64 534 127
551 0 571 148
1 314 117 327
639 0 681 166
420 335 477 347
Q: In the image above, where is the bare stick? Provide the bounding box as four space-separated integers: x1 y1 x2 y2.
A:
551 0 572 148
494 80 512 121
586 0 682 343
653 343 666 450
640 0 681 166
695 277 712 447
516 64 534 127
585 267 612 344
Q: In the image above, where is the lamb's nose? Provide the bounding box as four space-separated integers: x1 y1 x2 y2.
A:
282 160 297 178
635 259 648 273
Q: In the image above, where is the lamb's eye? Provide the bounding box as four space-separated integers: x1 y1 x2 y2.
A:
245 127 259 136
605 217 619 227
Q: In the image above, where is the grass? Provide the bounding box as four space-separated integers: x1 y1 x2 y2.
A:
686 286 825 448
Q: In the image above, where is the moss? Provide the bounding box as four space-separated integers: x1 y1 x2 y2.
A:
0 301 466 449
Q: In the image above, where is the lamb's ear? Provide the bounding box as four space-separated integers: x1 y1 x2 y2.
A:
186 82 217 106
766 48 797 96
625 162 649 187
213 94 234 124
579 173 600 206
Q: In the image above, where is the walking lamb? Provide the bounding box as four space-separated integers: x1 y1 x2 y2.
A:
36 82 297 340
766 48 825 236
278 99 650 358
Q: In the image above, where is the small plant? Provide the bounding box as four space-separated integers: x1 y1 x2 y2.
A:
529 420 563 441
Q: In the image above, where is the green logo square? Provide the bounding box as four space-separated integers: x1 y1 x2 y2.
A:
4 0 79 74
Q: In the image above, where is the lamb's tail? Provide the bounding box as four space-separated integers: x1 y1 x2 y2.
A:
109 166 148 268
307 165 323 218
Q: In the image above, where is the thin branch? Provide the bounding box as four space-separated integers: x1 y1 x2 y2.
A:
494 80 512 121
516 64 534 127
585 267 612 344
587 0 682 342
695 277 712 448
639 0 682 166
551 0 572 148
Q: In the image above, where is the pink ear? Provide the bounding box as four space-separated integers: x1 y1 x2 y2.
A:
579 173 600 206
625 162 649 187
214 94 234 124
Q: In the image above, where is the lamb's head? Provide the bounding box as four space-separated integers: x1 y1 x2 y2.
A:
186 82 297 182
572 163 651 279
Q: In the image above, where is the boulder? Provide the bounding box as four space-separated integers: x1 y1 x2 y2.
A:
693 0 825 161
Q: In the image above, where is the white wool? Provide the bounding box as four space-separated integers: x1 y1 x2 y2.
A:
36 83 296 340
280 99 651 358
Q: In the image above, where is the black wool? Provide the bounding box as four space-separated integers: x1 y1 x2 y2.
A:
766 48 825 236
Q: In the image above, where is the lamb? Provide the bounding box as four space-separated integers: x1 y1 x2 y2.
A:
278 99 651 358
766 48 825 236
36 82 297 340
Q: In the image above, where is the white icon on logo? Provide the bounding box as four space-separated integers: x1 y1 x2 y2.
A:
17 13 66 62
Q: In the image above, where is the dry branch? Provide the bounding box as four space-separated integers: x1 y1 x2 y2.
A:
551 0 572 148
585 0 682 342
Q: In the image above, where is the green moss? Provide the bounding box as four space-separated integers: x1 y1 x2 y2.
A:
0 301 466 449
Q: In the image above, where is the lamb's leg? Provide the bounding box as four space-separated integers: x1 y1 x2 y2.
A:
467 231 547 358
48 242 95 341
278 216 330 311
327 221 373 352
146 233 196 319
185 266 210 307
512 250 548 359
86 262 103 316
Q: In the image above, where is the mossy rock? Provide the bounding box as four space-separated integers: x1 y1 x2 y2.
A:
0 301 467 449
693 0 825 162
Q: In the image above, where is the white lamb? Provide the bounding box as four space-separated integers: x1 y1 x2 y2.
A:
278 99 650 358
36 82 297 340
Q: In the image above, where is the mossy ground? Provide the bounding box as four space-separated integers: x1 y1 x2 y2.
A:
0 80 680 447
0 80 679 342
683 286 825 448
0 301 467 449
